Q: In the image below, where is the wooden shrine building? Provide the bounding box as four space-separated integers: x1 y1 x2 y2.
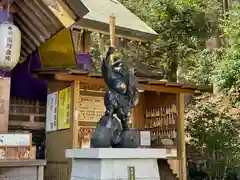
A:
36 69 196 180
32 0 195 180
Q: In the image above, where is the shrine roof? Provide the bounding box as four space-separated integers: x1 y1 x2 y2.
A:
10 0 88 61
73 0 158 41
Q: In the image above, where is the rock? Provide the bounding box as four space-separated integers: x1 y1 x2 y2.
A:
117 129 140 148
91 126 111 148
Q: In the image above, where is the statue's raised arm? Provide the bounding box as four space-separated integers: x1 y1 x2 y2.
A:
101 47 116 86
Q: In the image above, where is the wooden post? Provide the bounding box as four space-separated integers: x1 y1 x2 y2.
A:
109 14 116 48
109 14 116 64
0 77 10 133
72 81 80 148
176 93 187 180
83 31 91 53
132 92 146 129
98 34 104 59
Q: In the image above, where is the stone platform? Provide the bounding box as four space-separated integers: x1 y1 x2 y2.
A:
66 148 167 180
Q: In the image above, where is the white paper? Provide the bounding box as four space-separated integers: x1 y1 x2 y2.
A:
140 131 151 146
46 92 58 132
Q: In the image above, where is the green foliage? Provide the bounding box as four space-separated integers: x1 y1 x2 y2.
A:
214 50 240 91
220 3 240 48
182 3 240 92
180 49 219 85
184 4 240 178
212 4 240 93
119 0 240 177
186 93 240 178
120 0 220 81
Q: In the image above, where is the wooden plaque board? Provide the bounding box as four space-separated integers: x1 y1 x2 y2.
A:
76 95 105 122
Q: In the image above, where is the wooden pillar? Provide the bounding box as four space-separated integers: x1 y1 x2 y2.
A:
82 31 91 53
72 80 80 148
98 34 104 58
109 14 116 48
0 77 11 133
132 92 146 129
176 93 187 180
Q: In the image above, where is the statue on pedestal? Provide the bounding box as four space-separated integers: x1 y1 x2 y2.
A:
91 47 140 148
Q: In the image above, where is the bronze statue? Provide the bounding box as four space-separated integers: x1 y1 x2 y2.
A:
91 47 140 148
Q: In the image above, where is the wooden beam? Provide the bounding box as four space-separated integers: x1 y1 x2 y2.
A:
43 0 75 28
176 93 187 180
8 121 45 130
64 0 89 19
71 24 150 42
54 72 195 94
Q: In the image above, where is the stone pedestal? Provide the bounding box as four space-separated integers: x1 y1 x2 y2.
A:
66 148 167 180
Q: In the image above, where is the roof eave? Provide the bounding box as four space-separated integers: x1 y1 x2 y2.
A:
66 0 89 19
11 0 89 60
73 18 158 42
33 69 196 94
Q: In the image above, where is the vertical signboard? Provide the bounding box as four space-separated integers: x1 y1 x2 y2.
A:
46 92 58 132
57 87 71 130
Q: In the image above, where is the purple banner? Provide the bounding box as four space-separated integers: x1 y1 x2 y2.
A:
76 53 93 71
10 51 48 101
0 10 13 23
